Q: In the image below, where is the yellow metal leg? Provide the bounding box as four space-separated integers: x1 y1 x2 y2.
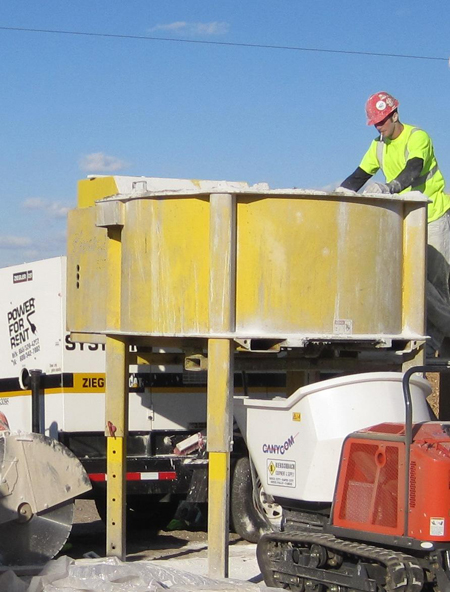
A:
106 436 126 558
208 451 230 577
401 202 427 370
105 336 128 560
207 193 236 578
207 338 233 578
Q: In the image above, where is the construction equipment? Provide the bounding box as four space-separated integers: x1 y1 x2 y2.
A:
65 174 429 573
0 173 438 580
0 411 91 566
234 366 450 592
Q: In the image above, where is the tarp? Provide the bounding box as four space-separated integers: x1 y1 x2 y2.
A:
0 556 276 592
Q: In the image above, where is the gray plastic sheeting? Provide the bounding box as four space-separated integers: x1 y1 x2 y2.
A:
0 556 276 592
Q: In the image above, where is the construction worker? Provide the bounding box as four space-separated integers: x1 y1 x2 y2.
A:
338 91 450 354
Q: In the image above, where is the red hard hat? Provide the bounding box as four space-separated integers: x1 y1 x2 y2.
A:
365 92 399 126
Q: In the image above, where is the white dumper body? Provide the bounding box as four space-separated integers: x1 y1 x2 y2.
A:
234 372 432 503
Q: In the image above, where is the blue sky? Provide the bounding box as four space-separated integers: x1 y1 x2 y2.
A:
1 0 449 267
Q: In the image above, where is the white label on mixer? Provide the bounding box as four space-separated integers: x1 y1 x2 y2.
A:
334 319 353 334
267 459 296 488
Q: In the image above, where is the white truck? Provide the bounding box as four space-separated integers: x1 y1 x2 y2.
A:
0 255 280 537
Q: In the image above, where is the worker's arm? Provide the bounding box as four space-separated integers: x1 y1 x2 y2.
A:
339 139 379 192
387 157 424 193
340 167 372 192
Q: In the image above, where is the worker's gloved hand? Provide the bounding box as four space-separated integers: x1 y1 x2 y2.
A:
386 179 402 194
363 182 390 194
334 186 358 195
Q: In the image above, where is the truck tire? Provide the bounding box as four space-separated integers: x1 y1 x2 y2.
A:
230 456 270 543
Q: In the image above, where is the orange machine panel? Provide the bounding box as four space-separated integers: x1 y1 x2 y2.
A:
409 424 450 541
333 423 450 543
333 437 405 536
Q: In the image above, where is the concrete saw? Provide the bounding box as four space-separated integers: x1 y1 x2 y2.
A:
0 430 91 566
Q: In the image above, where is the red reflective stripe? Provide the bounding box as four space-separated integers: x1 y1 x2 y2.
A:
89 473 106 482
127 472 177 481
159 472 177 480
139 472 177 481
89 471 177 482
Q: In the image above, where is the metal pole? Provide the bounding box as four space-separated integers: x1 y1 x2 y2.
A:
30 369 43 434
105 336 128 560
207 339 234 578
207 193 236 578
104 226 128 560
401 201 427 371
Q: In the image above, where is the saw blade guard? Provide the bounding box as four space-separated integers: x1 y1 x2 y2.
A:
0 431 91 524
0 431 92 565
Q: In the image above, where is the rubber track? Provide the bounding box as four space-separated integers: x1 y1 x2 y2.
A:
258 530 424 592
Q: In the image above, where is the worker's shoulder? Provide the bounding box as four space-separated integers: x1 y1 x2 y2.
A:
404 123 431 139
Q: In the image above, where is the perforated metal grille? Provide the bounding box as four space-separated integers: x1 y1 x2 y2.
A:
339 442 399 529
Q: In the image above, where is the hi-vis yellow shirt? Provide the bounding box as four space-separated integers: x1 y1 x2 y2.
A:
360 123 450 223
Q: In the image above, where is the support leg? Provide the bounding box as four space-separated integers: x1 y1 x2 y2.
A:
105 336 128 560
207 338 233 578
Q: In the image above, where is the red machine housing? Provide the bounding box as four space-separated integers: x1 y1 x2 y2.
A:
332 422 450 541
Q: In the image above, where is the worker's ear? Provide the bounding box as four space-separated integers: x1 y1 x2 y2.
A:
391 111 399 123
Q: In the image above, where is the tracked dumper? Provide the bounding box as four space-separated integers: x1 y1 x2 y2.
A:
235 366 450 592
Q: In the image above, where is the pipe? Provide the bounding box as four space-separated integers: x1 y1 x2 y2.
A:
29 369 43 434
